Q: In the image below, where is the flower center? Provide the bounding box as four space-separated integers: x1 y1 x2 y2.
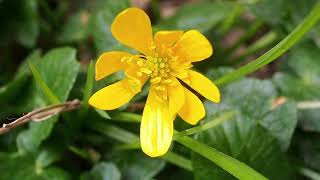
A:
135 56 177 92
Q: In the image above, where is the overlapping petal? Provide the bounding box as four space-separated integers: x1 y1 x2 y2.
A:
140 87 173 157
182 70 220 103
89 78 144 110
111 7 154 56
95 51 132 80
167 78 185 116
154 31 183 56
178 88 205 125
173 30 213 62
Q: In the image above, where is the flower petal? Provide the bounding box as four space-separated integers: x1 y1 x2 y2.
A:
154 31 183 56
173 30 213 62
167 78 185 116
140 87 173 157
95 51 132 81
183 70 220 103
178 88 205 125
89 78 144 110
111 7 154 56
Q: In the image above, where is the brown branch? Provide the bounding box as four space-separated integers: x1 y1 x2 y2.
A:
0 99 82 135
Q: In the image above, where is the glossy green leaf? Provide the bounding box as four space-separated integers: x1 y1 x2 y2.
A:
16 47 80 152
273 41 320 132
15 49 42 79
191 78 296 179
0 50 41 116
36 148 62 169
261 101 297 150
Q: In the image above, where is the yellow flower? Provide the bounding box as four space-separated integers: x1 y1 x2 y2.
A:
89 7 220 157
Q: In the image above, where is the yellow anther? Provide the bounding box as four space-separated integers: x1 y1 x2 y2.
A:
150 77 161 84
137 60 144 66
153 58 158 63
140 68 152 74
159 69 165 74
126 57 133 64
163 79 173 84
159 63 165 68
121 56 130 62
136 71 143 77
155 85 166 91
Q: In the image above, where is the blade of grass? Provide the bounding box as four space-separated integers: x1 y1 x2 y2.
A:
28 62 60 104
91 122 138 143
96 109 111 120
219 3 244 34
299 167 320 180
215 1 320 86
110 112 142 123
162 151 193 171
173 111 236 140
82 61 94 110
176 136 268 180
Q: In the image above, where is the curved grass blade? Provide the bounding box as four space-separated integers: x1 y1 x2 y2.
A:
215 1 320 86
176 136 268 180
28 62 60 104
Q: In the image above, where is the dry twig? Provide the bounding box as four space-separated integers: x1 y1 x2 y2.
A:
0 99 81 135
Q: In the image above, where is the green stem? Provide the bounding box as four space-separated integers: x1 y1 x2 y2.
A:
110 112 142 123
176 136 268 180
162 152 193 171
173 111 236 140
215 1 320 86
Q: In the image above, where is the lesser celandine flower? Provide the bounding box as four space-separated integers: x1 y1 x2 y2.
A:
89 7 220 157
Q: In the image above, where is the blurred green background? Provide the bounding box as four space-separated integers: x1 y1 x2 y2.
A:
0 0 320 179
